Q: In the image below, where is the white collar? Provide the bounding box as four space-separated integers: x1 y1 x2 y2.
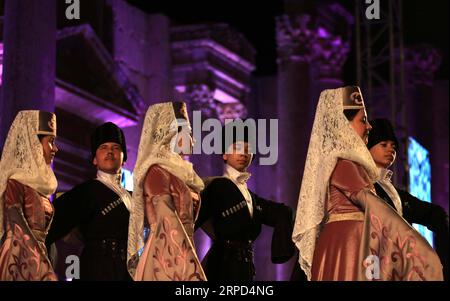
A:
379 167 393 182
376 167 402 216
96 169 122 187
223 164 251 184
96 169 132 211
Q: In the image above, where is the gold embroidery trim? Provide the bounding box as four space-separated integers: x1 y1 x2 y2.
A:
326 212 364 224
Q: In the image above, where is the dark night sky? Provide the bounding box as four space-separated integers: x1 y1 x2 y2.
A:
127 0 449 80
1 0 447 79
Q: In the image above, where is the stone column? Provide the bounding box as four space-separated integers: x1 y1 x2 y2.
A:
170 22 255 272
184 84 223 179
0 43 3 86
404 45 442 150
108 0 174 168
0 42 3 110
0 0 56 150
271 13 316 281
309 29 351 113
276 13 314 213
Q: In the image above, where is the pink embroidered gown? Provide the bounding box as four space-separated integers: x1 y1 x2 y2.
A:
311 159 443 281
0 179 57 281
134 165 206 281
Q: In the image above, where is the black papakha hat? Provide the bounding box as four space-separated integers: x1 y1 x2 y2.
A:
367 118 399 151
90 122 127 162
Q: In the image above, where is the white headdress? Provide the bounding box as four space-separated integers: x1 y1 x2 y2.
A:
127 102 204 271
292 87 379 280
0 110 58 239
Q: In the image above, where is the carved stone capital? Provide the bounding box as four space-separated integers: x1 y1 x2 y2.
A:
185 84 218 118
310 28 350 79
217 102 248 123
403 45 442 87
277 3 352 68
276 14 315 63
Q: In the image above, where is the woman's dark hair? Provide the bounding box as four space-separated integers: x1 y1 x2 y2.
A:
37 134 46 142
343 109 360 121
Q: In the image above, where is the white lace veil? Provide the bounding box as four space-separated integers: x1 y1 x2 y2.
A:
0 110 58 239
292 87 380 280
127 102 204 270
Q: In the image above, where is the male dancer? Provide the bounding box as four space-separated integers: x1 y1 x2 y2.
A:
46 122 132 280
195 122 295 281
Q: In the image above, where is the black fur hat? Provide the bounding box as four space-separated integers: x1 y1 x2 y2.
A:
90 122 127 162
367 118 399 151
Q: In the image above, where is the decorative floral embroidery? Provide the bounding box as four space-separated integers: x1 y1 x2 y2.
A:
0 224 56 281
151 217 205 281
368 213 429 281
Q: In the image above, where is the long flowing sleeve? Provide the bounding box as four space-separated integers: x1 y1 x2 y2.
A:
331 159 374 202
254 193 295 264
396 188 449 280
195 178 221 240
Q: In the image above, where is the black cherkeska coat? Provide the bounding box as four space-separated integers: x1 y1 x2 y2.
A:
46 180 132 281
195 177 295 281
